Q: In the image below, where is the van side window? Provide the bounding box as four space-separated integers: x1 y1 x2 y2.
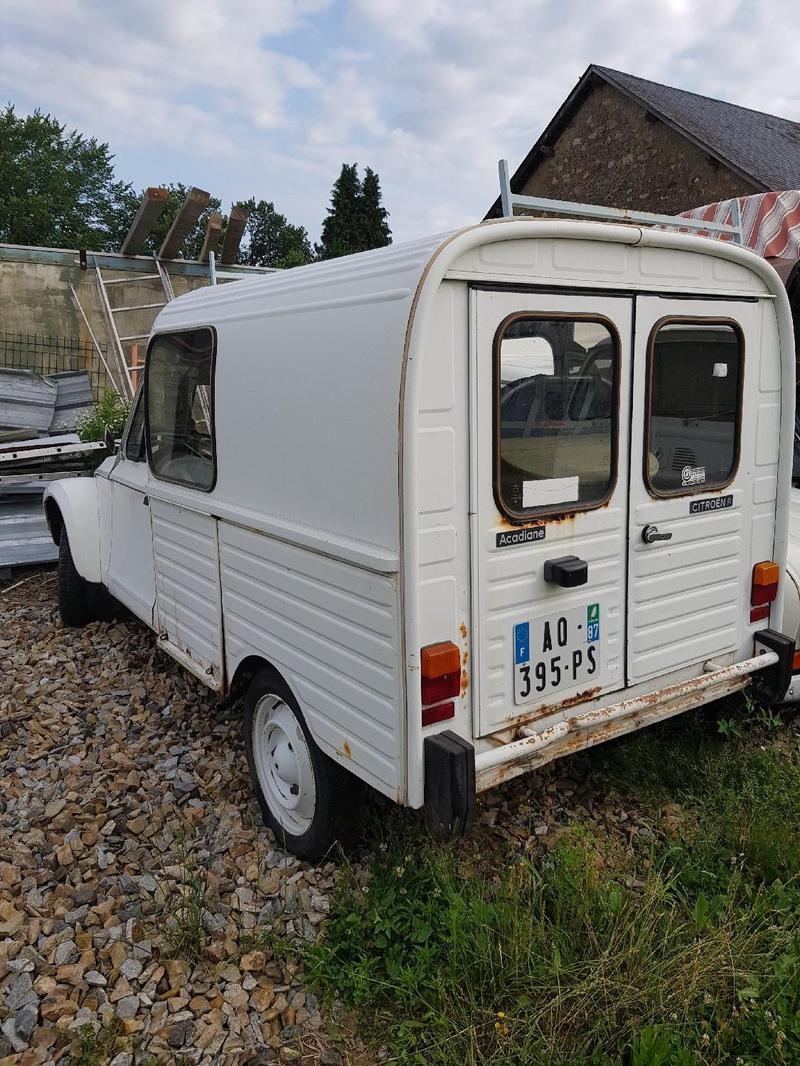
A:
124 387 145 462
495 316 618 518
146 328 216 491
646 321 742 495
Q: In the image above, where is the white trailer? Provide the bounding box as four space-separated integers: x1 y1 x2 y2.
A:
44 218 799 858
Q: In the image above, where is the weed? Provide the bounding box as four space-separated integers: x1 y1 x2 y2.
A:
306 706 800 1065
75 389 131 469
164 837 208 964
67 1019 122 1065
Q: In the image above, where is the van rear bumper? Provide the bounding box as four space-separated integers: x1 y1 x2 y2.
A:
474 643 785 792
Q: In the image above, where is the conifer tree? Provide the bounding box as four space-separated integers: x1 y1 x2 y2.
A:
315 163 363 260
360 167 391 250
316 163 392 259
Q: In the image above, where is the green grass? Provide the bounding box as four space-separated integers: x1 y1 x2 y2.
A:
163 837 208 964
304 698 800 1065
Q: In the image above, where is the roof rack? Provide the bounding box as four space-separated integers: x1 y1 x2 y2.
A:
497 159 743 244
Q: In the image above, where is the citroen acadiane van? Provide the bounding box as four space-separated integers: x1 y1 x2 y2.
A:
44 218 800 859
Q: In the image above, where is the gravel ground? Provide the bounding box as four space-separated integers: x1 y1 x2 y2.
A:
0 569 370 1065
0 567 665 1065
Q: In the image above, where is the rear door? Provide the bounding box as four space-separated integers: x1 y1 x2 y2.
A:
471 289 633 736
627 297 765 682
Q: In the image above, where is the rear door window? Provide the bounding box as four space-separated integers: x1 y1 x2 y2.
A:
495 316 618 518
645 320 742 495
146 328 216 491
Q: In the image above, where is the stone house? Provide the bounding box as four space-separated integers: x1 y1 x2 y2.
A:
486 64 800 218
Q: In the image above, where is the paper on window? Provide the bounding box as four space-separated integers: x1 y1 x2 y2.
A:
712 362 728 378
523 476 579 508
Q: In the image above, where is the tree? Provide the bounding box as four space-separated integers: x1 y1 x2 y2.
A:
360 167 392 250
238 199 313 268
316 163 392 260
316 163 363 260
0 105 135 250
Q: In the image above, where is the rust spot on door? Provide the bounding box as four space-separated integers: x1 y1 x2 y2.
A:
461 668 469 697
342 741 352 759
460 622 468 639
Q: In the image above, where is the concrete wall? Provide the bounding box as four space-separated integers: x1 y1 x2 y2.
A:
522 83 758 214
0 253 216 397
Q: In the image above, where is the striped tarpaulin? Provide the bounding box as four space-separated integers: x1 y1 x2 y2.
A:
675 191 800 259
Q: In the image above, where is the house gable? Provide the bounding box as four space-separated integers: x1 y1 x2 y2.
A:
486 65 800 219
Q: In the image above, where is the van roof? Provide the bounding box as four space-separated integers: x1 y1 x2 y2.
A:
157 218 780 335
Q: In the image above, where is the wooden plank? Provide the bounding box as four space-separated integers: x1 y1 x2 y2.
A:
199 212 224 263
119 187 169 256
219 203 250 264
159 187 211 260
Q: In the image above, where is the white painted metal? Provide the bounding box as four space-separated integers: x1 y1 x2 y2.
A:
218 521 403 798
101 460 155 624
45 219 795 814
626 298 776 684
474 649 778 780
252 694 316 835
150 498 223 689
43 477 105 582
471 290 633 736
0 439 104 463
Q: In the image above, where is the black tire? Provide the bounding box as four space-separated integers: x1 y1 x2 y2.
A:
57 530 116 627
242 669 363 861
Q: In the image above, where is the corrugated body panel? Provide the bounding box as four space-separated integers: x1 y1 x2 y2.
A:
219 522 402 800
151 499 222 683
628 512 743 676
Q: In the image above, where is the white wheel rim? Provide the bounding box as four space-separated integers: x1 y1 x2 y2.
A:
252 694 316 837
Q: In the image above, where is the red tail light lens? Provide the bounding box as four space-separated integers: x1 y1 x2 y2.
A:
421 701 455 727
751 561 779 607
421 641 461 706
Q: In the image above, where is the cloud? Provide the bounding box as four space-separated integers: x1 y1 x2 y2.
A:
2 0 800 241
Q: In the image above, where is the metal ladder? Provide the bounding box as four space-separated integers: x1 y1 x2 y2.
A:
94 253 176 398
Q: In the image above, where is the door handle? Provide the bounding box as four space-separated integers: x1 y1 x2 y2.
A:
642 524 672 544
544 555 588 587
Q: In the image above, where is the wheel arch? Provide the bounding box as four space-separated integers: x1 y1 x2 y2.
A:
43 478 103 583
229 654 286 701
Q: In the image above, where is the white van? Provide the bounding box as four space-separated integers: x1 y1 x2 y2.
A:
44 219 799 858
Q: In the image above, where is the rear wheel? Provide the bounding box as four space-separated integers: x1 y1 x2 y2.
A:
57 531 115 627
243 669 362 860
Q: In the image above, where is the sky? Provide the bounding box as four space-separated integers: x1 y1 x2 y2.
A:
2 0 800 245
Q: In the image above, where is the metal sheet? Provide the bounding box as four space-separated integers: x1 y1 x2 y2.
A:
0 486 58 566
46 372 93 432
0 369 57 433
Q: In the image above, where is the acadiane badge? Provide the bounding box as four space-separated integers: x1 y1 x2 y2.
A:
513 603 601 705
681 465 706 487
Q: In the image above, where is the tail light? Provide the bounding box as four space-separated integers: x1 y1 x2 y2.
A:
420 641 460 725
750 561 779 623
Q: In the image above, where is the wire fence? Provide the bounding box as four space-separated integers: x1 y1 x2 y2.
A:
0 332 111 400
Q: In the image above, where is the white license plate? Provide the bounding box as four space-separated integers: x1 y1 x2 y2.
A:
513 603 601 705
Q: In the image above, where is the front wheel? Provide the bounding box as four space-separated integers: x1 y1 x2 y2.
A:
242 670 362 860
57 530 115 627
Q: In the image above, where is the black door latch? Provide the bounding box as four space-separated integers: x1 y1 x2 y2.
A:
544 555 588 587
